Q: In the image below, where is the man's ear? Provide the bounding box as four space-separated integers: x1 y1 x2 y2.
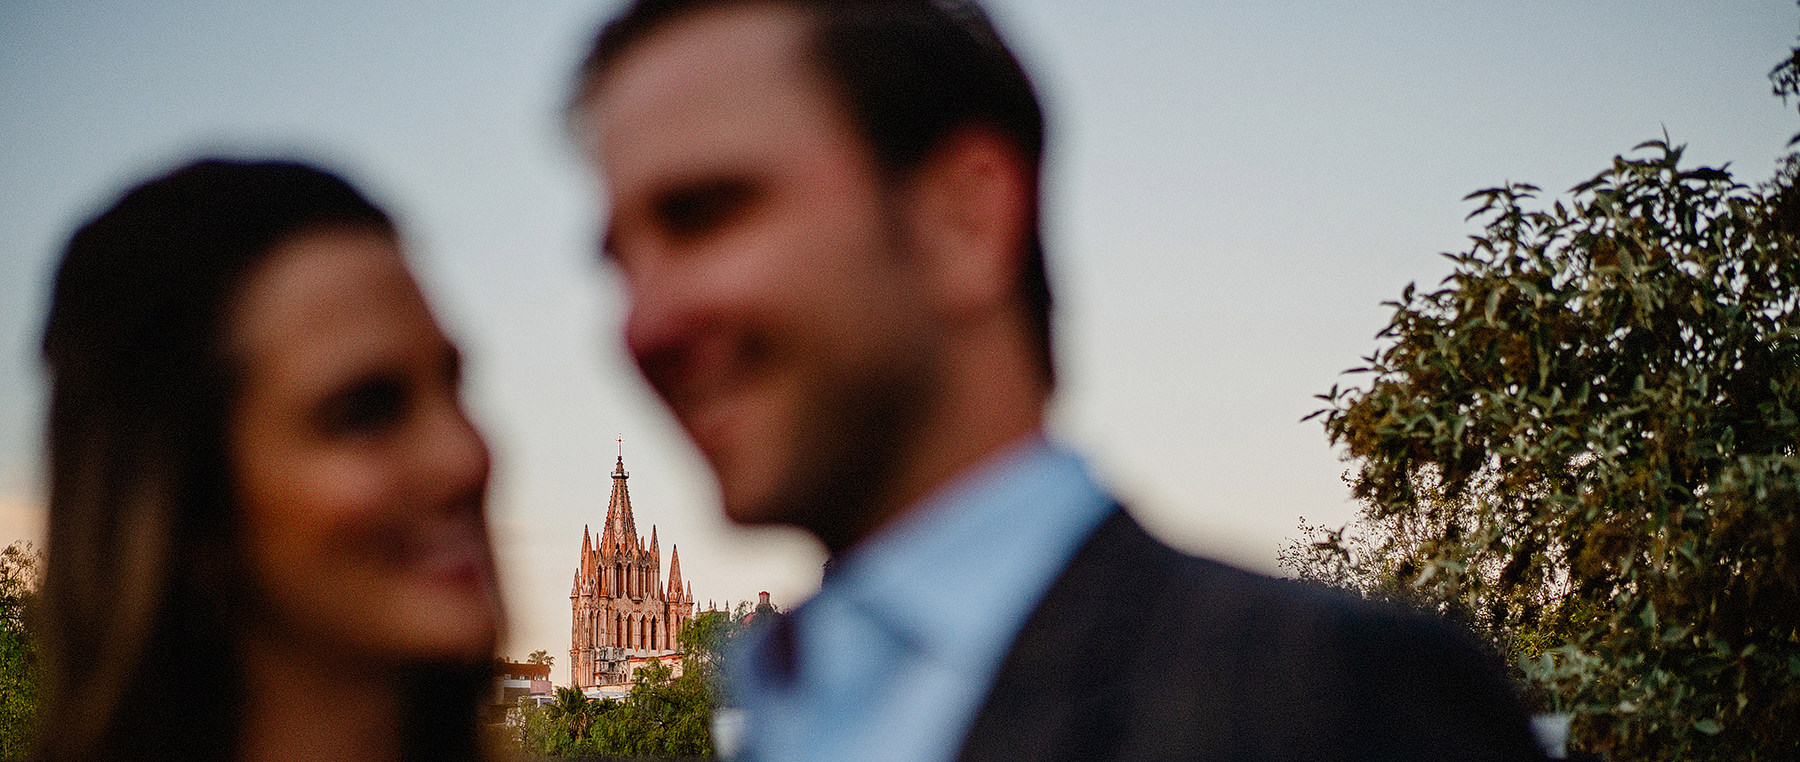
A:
904 127 1033 321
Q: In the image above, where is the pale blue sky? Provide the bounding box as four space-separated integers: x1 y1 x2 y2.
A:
2 0 1793 670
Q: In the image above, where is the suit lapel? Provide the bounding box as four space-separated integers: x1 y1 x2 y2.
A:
954 507 1175 762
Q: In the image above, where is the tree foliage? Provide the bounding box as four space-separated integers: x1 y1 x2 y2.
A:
509 604 766 758
547 685 602 746
677 601 763 692
0 541 41 760
1293 39 1800 761
590 661 712 757
511 666 713 758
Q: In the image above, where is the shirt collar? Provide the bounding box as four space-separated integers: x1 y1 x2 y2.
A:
804 435 1113 668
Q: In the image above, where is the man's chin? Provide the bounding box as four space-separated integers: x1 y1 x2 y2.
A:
720 482 875 554
715 473 825 532
717 491 793 527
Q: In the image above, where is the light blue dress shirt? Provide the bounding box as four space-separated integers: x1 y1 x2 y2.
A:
725 437 1114 762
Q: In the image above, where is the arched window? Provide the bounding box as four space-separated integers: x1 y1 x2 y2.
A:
650 617 658 649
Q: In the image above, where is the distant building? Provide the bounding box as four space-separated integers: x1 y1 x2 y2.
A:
494 661 554 707
569 455 696 688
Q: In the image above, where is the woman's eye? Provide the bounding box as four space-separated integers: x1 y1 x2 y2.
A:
322 377 407 437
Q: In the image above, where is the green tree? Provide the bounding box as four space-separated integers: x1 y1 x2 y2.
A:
0 541 41 759
507 696 564 757
676 603 751 687
526 649 554 667
589 660 712 757
511 686 617 758
543 685 600 745
514 656 720 756
1300 42 1800 758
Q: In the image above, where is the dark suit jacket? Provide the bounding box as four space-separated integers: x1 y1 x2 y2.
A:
955 509 1549 762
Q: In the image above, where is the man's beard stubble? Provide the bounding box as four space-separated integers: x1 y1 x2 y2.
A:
780 328 944 556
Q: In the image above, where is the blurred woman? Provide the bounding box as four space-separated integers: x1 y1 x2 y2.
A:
35 159 503 762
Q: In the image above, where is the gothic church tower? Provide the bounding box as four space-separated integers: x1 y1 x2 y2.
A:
569 454 696 688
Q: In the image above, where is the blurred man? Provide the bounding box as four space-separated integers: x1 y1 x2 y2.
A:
568 1 1549 760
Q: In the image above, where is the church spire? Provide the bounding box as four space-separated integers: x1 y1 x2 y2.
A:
579 524 594 579
600 454 639 555
570 442 697 689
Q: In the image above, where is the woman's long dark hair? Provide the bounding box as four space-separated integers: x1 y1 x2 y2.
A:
35 159 493 762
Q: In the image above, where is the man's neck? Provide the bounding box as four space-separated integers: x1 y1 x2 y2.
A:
821 368 1048 556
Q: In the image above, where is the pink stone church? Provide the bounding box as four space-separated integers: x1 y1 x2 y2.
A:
568 455 696 688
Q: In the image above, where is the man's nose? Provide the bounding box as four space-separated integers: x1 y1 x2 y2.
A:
623 276 695 398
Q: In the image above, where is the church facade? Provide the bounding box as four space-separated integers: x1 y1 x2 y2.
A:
569 455 696 688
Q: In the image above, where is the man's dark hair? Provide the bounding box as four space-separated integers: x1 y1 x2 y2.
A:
573 0 1055 384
